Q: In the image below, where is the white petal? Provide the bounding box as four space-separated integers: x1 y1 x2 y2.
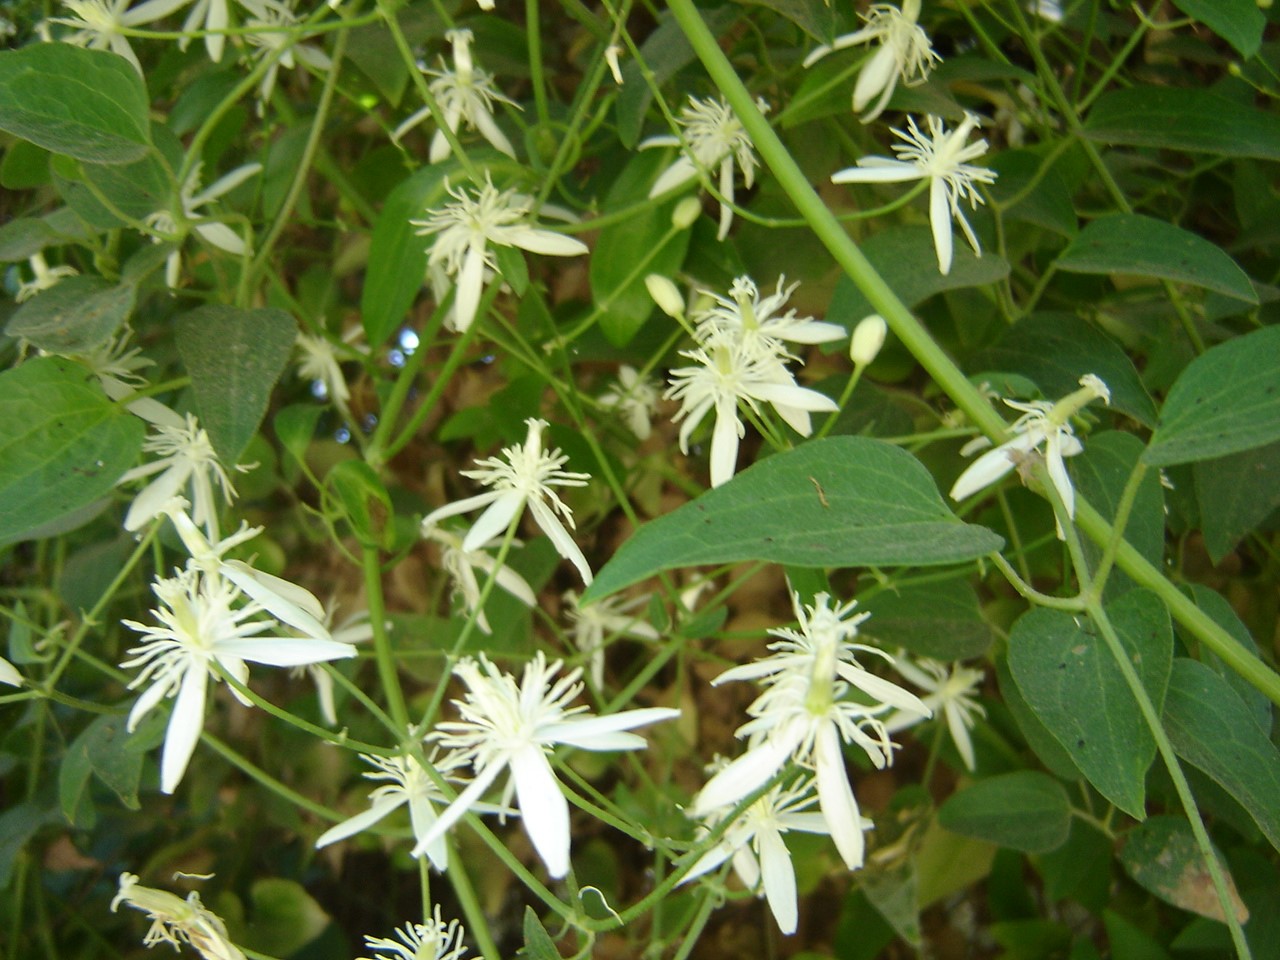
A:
852 43 896 115
215 636 356 667
474 109 517 159
815 725 863 869
127 676 171 732
948 442 1019 502
454 243 488 333
694 734 795 814
835 666 930 716
681 842 733 884
461 490 525 552
0 657 21 687
649 156 699 198
422 491 501 532
929 178 953 275
758 827 799 934
194 222 247 255
408 792 448 870
220 562 333 642
161 663 208 794
709 401 743 488
946 702 977 772
831 160 921 185
124 465 191 532
501 226 588 258
411 762 504 859
315 795 404 848
510 747 571 878
195 163 263 203
1045 435 1075 518
527 498 593 584
543 707 679 750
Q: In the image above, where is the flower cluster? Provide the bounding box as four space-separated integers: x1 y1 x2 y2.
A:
663 275 842 487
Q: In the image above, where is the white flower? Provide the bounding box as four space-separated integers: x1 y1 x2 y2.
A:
665 333 838 487
692 276 846 350
316 752 481 871
112 872 245 960
642 95 766 241
294 327 367 412
146 161 262 288
831 113 997 275
422 524 537 634
51 0 192 74
121 569 357 793
803 0 941 122
883 655 985 771
682 774 833 934
598 365 660 441
359 906 471 960
0 656 23 687
15 252 78 303
178 0 281 63
414 652 679 877
243 1 331 112
949 374 1111 529
63 328 184 428
563 590 659 690
412 178 588 332
420 418 594 584
118 414 244 536
393 29 520 163
694 591 928 869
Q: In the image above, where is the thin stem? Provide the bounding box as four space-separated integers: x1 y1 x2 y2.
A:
364 545 409 732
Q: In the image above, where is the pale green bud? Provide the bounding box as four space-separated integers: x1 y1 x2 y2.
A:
645 275 685 319
672 196 702 230
850 314 887 366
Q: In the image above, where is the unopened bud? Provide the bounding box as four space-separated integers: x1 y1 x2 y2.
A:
645 275 685 319
850 314 887 366
672 196 702 230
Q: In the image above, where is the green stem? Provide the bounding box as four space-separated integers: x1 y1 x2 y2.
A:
363 545 410 732
445 846 503 960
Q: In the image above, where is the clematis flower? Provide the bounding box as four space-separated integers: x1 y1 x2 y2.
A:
682 773 836 934
563 590 659 690
882 654 985 771
316 751 503 871
359 906 471 960
803 0 941 122
177 0 282 63
694 591 928 869
242 1 331 113
831 113 997 275
414 652 679 877
692 276 846 351
420 418 594 584
412 178 588 332
597 365 660 441
665 332 838 487
51 0 193 74
145 161 262 288
294 326 368 415
393 28 520 163
112 872 245 960
641 95 766 241
949 374 1110 530
118 414 244 537
121 568 357 793
14 252 77 303
422 524 537 634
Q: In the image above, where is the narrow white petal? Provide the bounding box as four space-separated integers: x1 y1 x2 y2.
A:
411 762 505 858
815 725 863 869
215 636 356 667
161 664 208 794
694 735 795 814
835 667 930 716
194 222 247 255
831 161 921 185
124 465 191 532
681 842 733 884
948 443 1019 502
220 562 333 642
929 179 953 275
543 707 679 749
502 226 588 258
474 109 518 159
510 747 572 878
454 243 488 333
461 490 525 553
709 402 743 488
852 43 896 114
422 491 502 532
195 163 263 203
758 827 799 934
1045 436 1075 518
0 657 21 687
527 498 593 584
945 702 977 772
127 676 171 732
407 793 447 870
649 156 699 198
315 795 404 848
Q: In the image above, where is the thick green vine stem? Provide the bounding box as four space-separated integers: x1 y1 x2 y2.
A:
662 0 1280 710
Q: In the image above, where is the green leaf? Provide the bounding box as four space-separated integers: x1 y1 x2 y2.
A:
1056 214 1257 304
360 165 451 348
274 404 324 466
582 437 1003 602
738 0 833 42
1072 432 1166 595
1007 591 1173 819
1184 585 1271 735
987 150 1078 238
0 217 57 261
0 45 150 164
827 225 1011 328
0 803 61 890
1120 816 1248 923
324 460 394 550
1194 440 1280 563
0 357 144 545
519 906 561 960
997 654 1085 782
969 313 1157 427
860 579 992 661
175 306 296 464
1084 87 1280 161
1144 326 1280 466
937 771 1071 853
1169 0 1264 59
60 713 146 825
244 879 328 958
1162 657 1280 853
4 275 134 354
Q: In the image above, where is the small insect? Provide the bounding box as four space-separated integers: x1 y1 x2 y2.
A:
809 475 829 508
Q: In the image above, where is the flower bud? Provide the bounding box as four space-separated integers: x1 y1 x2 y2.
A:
645 274 685 319
671 196 702 230
850 314 887 366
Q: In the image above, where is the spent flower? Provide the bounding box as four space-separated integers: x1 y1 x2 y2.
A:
112 872 245 960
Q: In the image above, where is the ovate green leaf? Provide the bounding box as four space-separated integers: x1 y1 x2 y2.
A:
1162 657 1280 852
175 306 296 464
1056 214 1257 304
0 357 144 545
5 275 134 354
1120 816 1247 923
938 771 1071 853
1084 87 1280 161
0 45 150 164
1169 0 1264 59
244 879 329 958
1007 591 1172 819
1194 441 1280 563
520 906 561 960
583 437 1002 601
860 579 992 661
1144 326 1280 466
